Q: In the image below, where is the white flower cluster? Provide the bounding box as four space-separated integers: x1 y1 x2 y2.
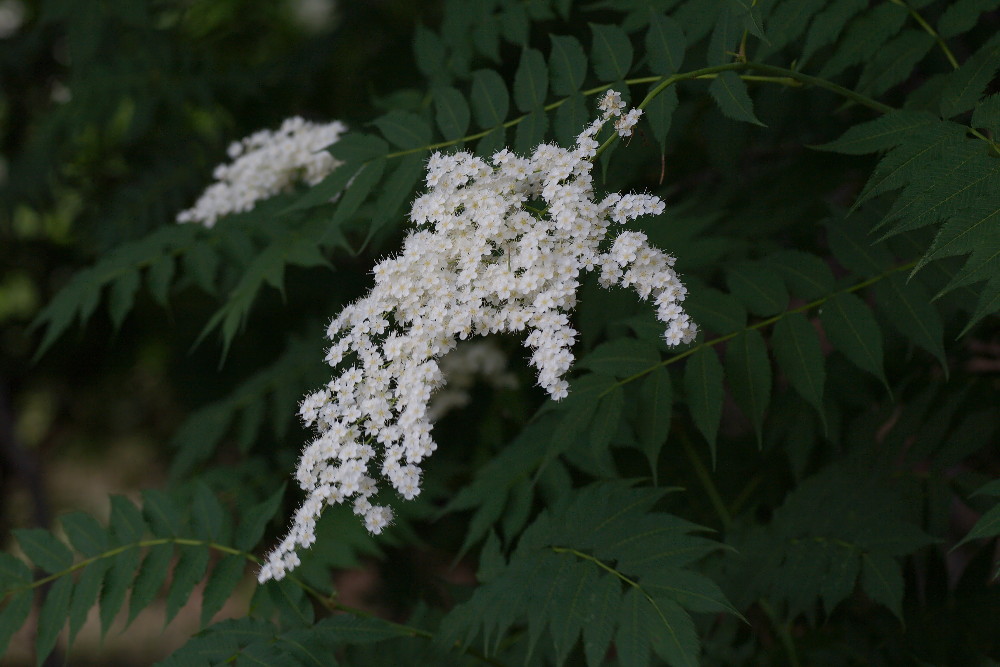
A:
177 117 347 227
426 340 518 422
258 91 696 583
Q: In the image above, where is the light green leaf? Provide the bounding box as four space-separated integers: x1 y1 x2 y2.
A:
709 72 766 126
773 313 826 428
725 330 770 445
589 23 633 81
820 292 888 390
513 47 548 112
549 34 588 94
684 347 724 465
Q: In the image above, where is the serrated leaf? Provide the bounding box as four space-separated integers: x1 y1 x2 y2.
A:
726 261 788 316
555 92 589 148
129 543 174 624
332 158 386 228
646 85 679 151
769 250 836 300
685 284 746 334
940 34 1000 117
328 133 390 164
201 554 247 627
142 489 182 537
372 111 431 150
684 347 724 465
707 7 739 67
820 292 888 390
0 591 33 658
583 572 621 667
637 367 673 477
725 329 770 446
235 485 285 552
773 313 826 427
0 553 32 593
108 268 140 329
515 109 548 154
857 29 934 97
184 243 218 295
549 35 587 94
813 110 938 155
514 47 548 112
110 495 146 545
433 86 470 141
166 545 210 626
826 214 895 277
579 338 660 378
973 93 1000 135
471 69 510 128
68 559 110 647
372 153 423 235
646 13 685 76
100 548 141 635
589 23 633 81
589 384 624 452
60 512 108 558
709 72 766 126
861 552 904 620
801 0 868 67
35 574 72 666
958 275 1000 337
614 587 653 667
819 4 908 79
192 483 226 542
14 528 73 574
147 255 175 307
938 0 1000 39
875 274 947 369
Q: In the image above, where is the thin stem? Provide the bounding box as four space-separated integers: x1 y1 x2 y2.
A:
888 0 960 69
758 597 802 667
681 435 733 530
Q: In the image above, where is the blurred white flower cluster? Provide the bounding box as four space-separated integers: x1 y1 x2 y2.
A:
177 117 347 227
258 92 696 582
426 340 518 422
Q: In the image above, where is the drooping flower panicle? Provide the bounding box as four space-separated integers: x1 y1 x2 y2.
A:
258 92 696 583
178 117 348 227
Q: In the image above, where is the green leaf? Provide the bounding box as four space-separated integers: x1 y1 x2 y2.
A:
60 511 108 558
166 545 211 626
938 0 1000 39
192 483 226 542
183 243 219 295
328 133 390 164
685 284 746 334
331 158 386 227
857 30 934 97
146 255 175 307
35 574 72 666
235 485 286 552
615 587 654 667
941 34 1000 117
68 559 110 648
579 338 660 378
515 109 548 154
108 268 140 329
201 554 247 628
589 384 624 452
471 69 510 128
646 13 686 76
646 86 679 151
818 3 908 78
372 110 431 150
825 213 894 277
772 313 826 428
513 47 548 112
875 274 947 369
589 23 633 81
100 548 141 635
973 93 1000 135
14 529 73 574
959 275 1000 338
726 261 788 316
110 494 146 544
142 489 182 537
707 7 740 67
413 24 446 80
861 552 905 620
555 92 589 148
433 86 470 141
684 347 724 465
813 110 938 155
637 367 673 477
801 0 868 67
820 292 888 390
708 72 766 127
129 543 174 624
725 330 771 445
583 574 621 667
549 35 587 94
768 250 835 300
0 591 33 655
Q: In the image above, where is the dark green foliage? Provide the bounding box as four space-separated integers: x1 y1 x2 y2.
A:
5 0 1000 665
